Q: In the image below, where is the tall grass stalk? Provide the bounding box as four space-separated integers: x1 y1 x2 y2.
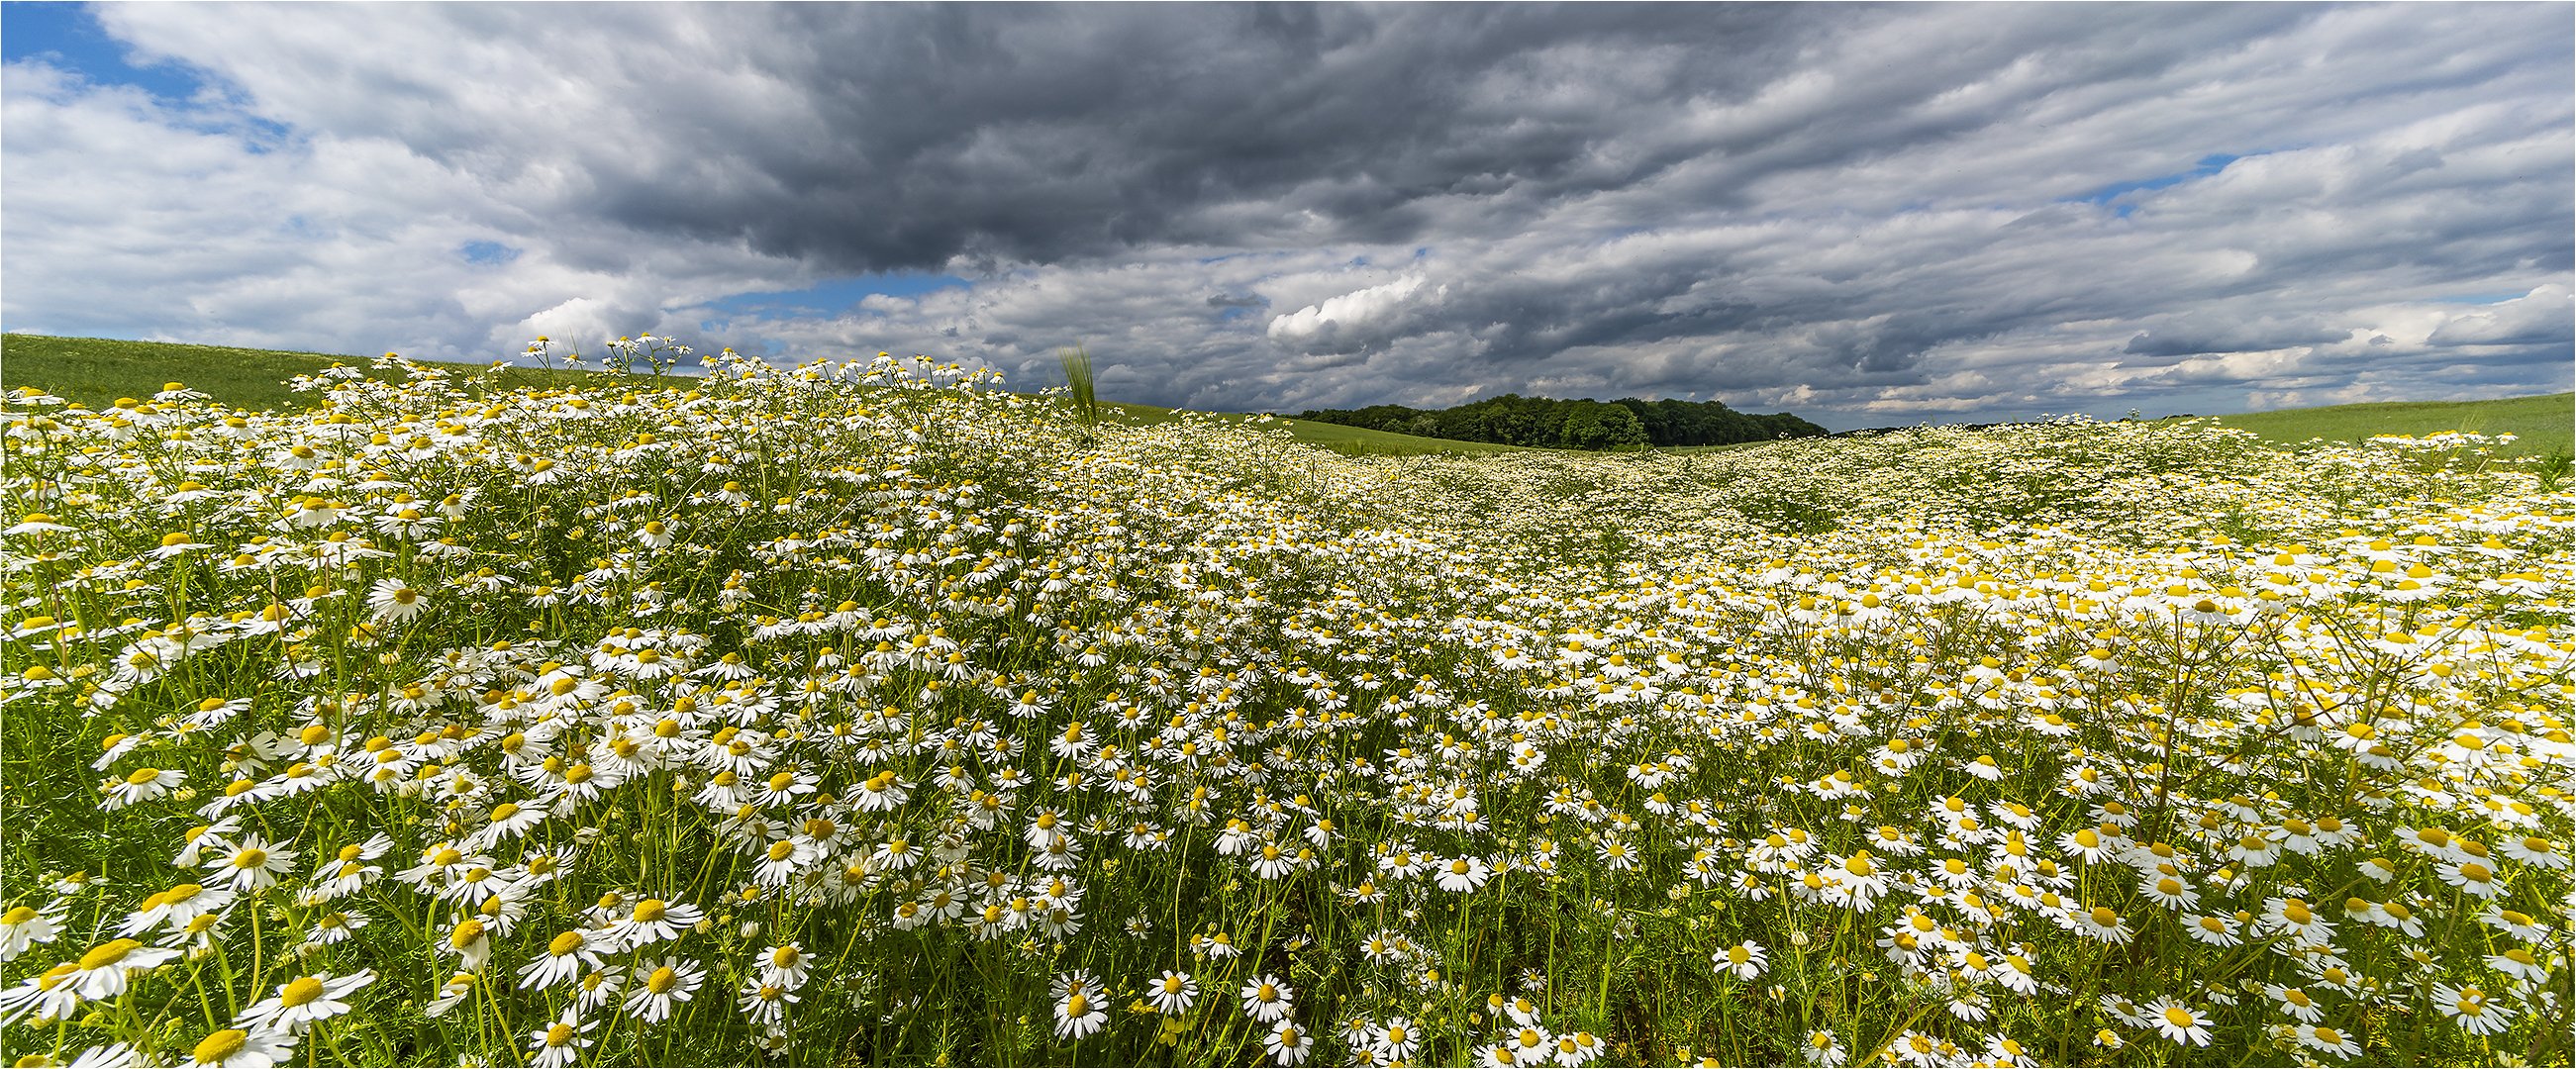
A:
1060 344 1101 435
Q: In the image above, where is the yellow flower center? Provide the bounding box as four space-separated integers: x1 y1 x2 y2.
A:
279 976 325 1008
193 1029 249 1064
77 939 141 970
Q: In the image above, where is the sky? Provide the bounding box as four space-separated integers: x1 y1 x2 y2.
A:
3 2 2570 429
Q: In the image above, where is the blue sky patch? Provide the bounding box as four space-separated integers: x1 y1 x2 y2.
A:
2067 153 2245 217
457 241 521 266
2428 291 2526 305
3 2 205 102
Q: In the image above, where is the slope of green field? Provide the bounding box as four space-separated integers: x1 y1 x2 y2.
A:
2202 392 2570 458
1 333 1509 456
0 334 596 412
1084 398 1522 455
4 332 2563 459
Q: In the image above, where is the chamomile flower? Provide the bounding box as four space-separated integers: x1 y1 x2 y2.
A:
182 1025 296 1068
623 956 705 1023
1240 973 1296 1022
739 976 800 1027
1801 1028 1848 1066
2143 998 2212 1046
1264 1020 1315 1065
62 938 181 1000
207 835 297 892
1148 969 1199 1015
367 578 430 623
101 766 185 810
756 942 814 990
605 897 703 950
2265 983 2325 1023
520 929 605 991
2486 946 2551 984
1436 856 1492 893
2294 1022 2361 1059
0 901 69 961
1050 970 1108 1039
235 969 373 1032
1552 1029 1606 1067
2431 981 2515 1035
527 1009 598 1069
1713 940 1768 981
0 963 88 1025
1371 1018 1423 1062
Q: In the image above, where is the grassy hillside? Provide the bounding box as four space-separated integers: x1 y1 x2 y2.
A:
1 333 1509 456
4 332 2562 458
5 348 2565 1067
2201 392 2570 458
1084 398 1522 455
0 334 594 412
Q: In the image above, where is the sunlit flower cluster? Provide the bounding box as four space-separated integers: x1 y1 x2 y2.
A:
1 347 2568 1066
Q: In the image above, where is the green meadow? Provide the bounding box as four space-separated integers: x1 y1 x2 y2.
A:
0 338 2566 1067
3 333 2561 458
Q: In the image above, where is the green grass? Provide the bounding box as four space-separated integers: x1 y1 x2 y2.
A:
1089 399 1524 456
0 333 595 412
2195 392 2571 458
3 333 1505 456
7 332 2565 459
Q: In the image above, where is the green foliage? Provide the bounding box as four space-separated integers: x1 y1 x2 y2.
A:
1298 393 1828 450
2536 448 2572 494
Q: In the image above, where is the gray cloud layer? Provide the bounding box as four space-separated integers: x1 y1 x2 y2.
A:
4 2 2569 426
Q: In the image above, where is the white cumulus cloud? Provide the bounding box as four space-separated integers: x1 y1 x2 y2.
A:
1267 274 1441 344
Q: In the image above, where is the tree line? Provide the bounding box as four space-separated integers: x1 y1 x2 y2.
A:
1292 394 1828 450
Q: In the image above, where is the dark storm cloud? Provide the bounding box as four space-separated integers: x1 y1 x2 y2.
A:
7 2 2570 424
376 4 1838 274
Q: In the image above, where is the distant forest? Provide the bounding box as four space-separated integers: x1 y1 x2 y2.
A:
1293 394 1829 450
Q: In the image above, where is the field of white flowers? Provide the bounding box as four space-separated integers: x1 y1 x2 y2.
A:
2 346 2568 1067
